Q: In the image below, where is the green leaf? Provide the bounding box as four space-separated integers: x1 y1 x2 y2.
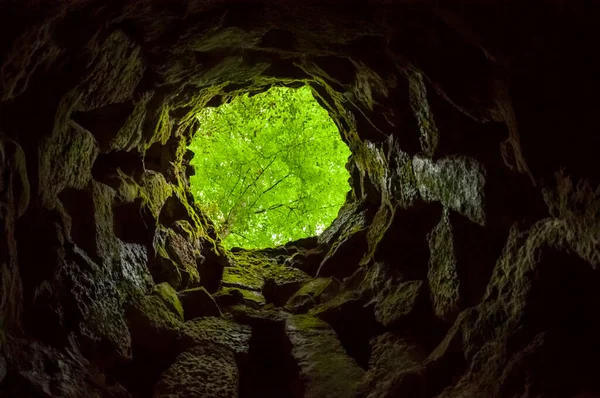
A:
188 85 351 249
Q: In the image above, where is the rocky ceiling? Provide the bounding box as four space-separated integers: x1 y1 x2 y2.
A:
1 1 600 397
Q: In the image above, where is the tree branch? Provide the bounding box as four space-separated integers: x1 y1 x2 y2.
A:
254 196 305 214
262 174 290 195
224 157 277 225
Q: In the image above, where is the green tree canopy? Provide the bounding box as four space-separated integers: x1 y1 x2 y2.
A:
188 85 351 250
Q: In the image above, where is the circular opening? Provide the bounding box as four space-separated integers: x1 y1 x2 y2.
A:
188 85 351 249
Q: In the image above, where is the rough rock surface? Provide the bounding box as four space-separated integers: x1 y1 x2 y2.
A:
126 293 182 354
1 2 600 397
178 286 222 320
372 280 426 327
153 282 184 321
285 315 365 398
154 343 239 398
177 317 252 358
357 333 427 398
285 277 339 314
213 286 266 310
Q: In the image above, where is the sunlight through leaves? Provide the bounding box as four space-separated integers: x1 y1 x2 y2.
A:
189 86 351 249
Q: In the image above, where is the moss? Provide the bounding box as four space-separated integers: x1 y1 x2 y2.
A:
153 282 185 321
287 314 331 331
363 203 394 265
126 294 182 352
133 294 183 331
39 120 99 207
310 289 363 320
149 225 202 290
146 105 173 150
114 168 140 202
177 317 252 357
285 277 338 313
223 250 311 297
357 141 388 196
221 266 264 291
229 250 275 268
113 91 154 151
150 244 183 289
165 228 201 288
213 287 266 309
285 314 365 397
373 280 425 327
165 185 210 244
172 220 196 241
262 262 311 286
139 171 173 218
178 82 230 129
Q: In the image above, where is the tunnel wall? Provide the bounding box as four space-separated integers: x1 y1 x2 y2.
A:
1 1 600 396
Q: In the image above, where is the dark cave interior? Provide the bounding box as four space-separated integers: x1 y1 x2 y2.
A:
1 1 600 397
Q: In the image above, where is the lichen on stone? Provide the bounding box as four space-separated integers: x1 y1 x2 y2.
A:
177 317 252 357
139 171 173 218
285 277 339 314
153 282 184 321
214 287 266 309
126 293 182 353
285 314 365 398
372 280 425 327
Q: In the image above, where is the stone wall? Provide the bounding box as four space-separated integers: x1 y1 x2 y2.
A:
1 1 599 397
